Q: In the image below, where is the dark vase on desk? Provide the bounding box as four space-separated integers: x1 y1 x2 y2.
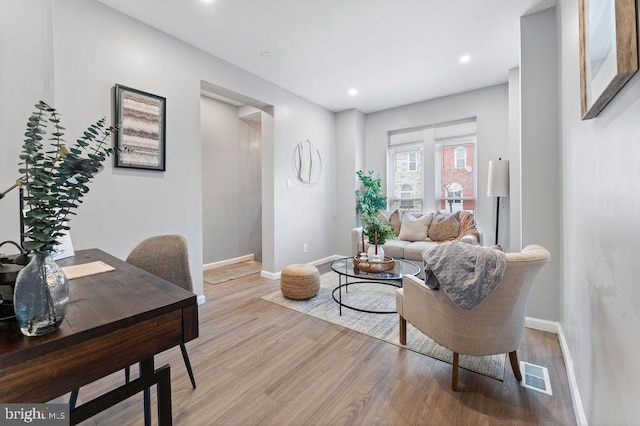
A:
13 250 69 336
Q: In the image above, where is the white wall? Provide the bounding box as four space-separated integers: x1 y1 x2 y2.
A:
559 1 640 423
520 8 561 322
1 0 337 300
363 84 510 250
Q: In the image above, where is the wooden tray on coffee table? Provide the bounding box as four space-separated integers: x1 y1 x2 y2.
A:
352 256 395 273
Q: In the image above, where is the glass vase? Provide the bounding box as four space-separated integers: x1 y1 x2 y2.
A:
367 245 385 262
13 251 69 336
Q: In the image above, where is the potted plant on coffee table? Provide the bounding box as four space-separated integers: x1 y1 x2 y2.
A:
355 170 395 262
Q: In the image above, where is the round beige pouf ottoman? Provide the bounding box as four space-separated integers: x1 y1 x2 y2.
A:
280 264 320 300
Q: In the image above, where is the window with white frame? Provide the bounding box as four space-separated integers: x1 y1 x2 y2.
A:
444 182 463 213
436 134 476 214
400 184 414 209
387 120 477 216
408 152 417 171
387 138 423 215
454 147 466 168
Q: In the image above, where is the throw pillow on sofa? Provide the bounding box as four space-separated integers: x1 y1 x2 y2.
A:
457 211 481 243
398 213 433 241
428 211 461 241
379 209 402 236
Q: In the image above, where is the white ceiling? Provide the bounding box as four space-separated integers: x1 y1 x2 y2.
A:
97 0 555 113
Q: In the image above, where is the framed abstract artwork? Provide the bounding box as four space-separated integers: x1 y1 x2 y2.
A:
114 84 166 170
579 0 638 120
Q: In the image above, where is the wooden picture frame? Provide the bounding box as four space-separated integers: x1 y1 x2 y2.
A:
579 0 638 120
114 84 166 170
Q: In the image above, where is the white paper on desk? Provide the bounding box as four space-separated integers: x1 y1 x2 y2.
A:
52 228 75 261
62 261 115 280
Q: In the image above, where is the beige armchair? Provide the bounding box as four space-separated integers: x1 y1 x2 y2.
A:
396 244 550 390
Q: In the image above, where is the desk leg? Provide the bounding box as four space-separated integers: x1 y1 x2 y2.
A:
140 360 153 426
156 365 173 425
70 359 172 425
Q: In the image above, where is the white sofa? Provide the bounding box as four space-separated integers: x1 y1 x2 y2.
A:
351 210 481 262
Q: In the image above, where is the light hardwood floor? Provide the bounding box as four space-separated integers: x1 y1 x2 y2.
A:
64 266 576 425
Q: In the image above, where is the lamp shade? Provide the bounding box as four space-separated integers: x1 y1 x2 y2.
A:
487 159 509 197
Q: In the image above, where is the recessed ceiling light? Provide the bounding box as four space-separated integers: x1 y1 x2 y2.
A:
348 88 358 96
260 51 274 59
459 54 471 64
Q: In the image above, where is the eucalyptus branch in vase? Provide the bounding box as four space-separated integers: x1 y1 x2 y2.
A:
20 101 117 253
14 101 117 336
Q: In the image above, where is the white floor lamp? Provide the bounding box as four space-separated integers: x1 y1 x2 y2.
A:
487 158 509 246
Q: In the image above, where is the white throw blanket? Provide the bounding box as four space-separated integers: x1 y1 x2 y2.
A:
423 241 506 310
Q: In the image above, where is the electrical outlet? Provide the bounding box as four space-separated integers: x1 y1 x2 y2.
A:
303 243 308 253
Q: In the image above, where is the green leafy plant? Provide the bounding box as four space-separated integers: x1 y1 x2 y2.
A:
355 170 395 245
19 101 116 253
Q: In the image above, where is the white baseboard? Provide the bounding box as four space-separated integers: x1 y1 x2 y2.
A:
310 254 343 266
524 317 587 426
557 323 588 426
197 294 206 305
260 254 344 280
261 270 279 280
525 316 560 333
203 254 254 271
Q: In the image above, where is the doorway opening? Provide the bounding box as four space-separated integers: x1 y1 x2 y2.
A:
200 81 273 271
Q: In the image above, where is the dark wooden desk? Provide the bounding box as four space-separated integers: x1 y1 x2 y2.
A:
0 249 199 425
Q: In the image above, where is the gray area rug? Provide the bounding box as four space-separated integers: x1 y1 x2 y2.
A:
204 261 262 285
262 272 505 380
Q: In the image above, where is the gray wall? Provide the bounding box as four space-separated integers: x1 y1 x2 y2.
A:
520 8 561 322
200 97 262 264
559 1 640 423
0 0 55 252
334 109 365 256
508 67 521 252
237 110 263 262
363 84 511 250
201 97 239 263
271 103 335 271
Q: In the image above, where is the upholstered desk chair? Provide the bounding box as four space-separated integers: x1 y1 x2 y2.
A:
396 244 550 391
124 234 197 390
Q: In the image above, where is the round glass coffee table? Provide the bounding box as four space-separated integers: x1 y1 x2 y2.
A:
330 257 420 315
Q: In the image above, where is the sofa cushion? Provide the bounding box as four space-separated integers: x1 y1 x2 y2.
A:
380 239 411 258
428 211 460 242
398 213 433 241
404 241 439 261
379 209 401 236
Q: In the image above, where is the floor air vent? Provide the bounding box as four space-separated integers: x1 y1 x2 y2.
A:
519 361 552 395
